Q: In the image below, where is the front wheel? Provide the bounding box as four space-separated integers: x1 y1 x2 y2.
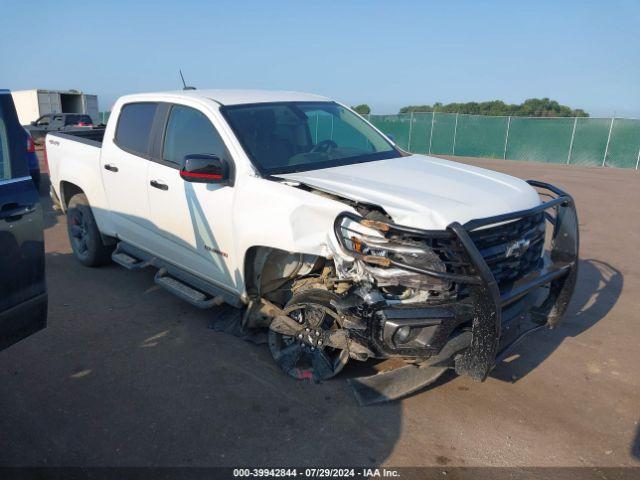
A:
268 289 349 382
66 193 113 267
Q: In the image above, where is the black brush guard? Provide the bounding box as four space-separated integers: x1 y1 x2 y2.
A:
335 180 579 399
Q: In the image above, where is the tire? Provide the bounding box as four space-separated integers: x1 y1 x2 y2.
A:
66 193 113 267
268 289 349 382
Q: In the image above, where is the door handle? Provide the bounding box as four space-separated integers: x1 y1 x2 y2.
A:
104 164 119 172
150 180 169 191
0 203 36 221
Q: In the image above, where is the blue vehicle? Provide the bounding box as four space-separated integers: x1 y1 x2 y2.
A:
24 128 40 191
0 89 47 351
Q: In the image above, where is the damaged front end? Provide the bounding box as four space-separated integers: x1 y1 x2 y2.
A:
325 180 579 404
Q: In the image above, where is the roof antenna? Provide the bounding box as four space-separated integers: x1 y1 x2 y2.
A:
179 69 196 90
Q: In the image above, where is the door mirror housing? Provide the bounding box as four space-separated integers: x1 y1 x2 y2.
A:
180 154 231 185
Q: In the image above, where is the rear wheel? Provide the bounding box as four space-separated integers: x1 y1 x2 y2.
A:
66 193 113 267
268 289 349 382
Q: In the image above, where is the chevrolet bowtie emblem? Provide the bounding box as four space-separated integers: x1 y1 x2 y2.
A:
505 238 531 258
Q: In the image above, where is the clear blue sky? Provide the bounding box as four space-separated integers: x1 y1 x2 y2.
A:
1 0 638 116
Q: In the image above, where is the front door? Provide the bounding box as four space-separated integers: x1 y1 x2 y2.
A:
0 91 46 351
146 103 237 291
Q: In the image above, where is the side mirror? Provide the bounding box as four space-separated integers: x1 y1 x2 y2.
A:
180 154 230 184
30 121 37 126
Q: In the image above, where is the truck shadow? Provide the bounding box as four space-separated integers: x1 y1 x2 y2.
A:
29 181 402 466
40 165 623 395
5 249 403 467
491 258 623 383
32 172 622 465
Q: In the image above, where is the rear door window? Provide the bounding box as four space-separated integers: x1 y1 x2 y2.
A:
115 102 158 157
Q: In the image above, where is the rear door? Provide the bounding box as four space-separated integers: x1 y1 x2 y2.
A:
0 90 47 351
100 102 158 245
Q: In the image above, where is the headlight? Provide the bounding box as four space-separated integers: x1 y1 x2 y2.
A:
335 215 450 291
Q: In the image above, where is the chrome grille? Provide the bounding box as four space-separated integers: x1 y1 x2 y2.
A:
469 212 545 293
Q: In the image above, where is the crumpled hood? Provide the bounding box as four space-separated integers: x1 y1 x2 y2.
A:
276 154 541 230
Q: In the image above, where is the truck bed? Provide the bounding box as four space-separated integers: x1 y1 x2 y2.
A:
46 128 106 211
51 127 106 146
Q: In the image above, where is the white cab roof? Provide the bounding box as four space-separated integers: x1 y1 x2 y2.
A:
149 89 330 106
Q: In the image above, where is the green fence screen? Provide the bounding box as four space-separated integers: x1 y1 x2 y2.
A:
606 118 640 169
369 114 412 151
408 112 433 154
98 109 640 169
453 114 509 159
570 118 611 166
368 112 640 169
506 117 573 163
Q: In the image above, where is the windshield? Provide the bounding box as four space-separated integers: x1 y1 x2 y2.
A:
221 102 400 175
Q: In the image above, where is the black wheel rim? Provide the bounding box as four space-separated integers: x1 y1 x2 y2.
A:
269 303 349 382
69 208 89 256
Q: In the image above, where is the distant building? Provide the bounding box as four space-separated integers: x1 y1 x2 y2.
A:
11 89 99 125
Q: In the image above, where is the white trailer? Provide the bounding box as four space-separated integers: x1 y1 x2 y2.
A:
11 89 99 126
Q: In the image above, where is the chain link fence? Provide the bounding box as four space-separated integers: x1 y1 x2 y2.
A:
369 112 640 169
98 110 640 169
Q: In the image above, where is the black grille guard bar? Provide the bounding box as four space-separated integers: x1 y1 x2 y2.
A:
334 180 580 380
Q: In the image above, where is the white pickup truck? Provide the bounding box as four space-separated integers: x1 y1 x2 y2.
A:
46 89 579 404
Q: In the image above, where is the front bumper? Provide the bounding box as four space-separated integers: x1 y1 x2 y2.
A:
335 180 579 381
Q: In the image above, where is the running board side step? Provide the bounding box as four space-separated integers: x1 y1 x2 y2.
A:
111 248 151 270
111 241 243 308
155 268 224 309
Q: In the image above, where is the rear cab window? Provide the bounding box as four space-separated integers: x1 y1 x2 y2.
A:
114 102 158 157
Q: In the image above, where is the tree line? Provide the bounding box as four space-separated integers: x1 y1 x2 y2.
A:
399 98 588 117
352 98 588 117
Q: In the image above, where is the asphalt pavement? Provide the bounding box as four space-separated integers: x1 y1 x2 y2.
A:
0 154 638 469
